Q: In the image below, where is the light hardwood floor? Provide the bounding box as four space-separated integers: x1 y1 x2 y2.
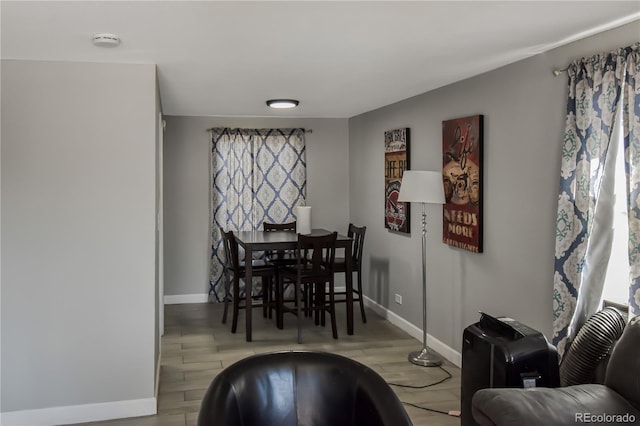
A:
79 302 461 426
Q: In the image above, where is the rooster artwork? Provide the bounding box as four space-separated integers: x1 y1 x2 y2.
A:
442 115 483 252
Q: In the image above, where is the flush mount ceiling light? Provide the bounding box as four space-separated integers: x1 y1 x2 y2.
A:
266 99 299 109
92 33 121 47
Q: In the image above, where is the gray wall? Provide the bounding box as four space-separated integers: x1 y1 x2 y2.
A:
1 60 158 412
163 116 349 297
349 21 640 353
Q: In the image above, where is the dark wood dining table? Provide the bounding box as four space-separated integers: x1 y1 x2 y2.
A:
234 228 354 342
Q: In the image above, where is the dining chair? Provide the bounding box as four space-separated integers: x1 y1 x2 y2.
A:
262 221 298 317
263 221 297 266
277 232 338 343
263 221 297 232
334 223 367 323
220 229 278 334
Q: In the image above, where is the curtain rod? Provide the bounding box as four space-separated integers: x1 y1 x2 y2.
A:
553 67 568 76
207 127 312 133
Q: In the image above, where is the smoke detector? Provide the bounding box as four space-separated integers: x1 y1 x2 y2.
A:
92 33 121 47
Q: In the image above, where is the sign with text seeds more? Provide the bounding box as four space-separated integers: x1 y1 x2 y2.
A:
442 115 483 253
384 128 410 233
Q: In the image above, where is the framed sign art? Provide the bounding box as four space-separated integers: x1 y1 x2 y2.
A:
442 115 483 253
384 128 410 233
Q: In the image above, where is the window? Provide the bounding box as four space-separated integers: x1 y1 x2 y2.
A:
601 112 629 309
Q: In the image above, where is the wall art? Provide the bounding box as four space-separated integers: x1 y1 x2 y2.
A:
442 115 483 252
384 128 410 233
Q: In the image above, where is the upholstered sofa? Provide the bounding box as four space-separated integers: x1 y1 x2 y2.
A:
471 316 640 426
197 350 413 426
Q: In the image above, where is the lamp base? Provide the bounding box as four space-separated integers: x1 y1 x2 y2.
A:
408 348 443 367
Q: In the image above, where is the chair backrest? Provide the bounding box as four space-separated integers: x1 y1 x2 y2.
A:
263 221 297 260
297 232 337 277
263 221 296 232
197 351 413 426
220 229 240 271
347 223 366 268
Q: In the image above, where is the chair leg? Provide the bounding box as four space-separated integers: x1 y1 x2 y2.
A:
296 278 303 344
268 274 276 319
231 277 240 334
303 283 311 317
221 271 231 324
276 277 284 330
261 277 269 318
329 280 338 339
357 270 367 323
312 282 319 325
318 283 326 327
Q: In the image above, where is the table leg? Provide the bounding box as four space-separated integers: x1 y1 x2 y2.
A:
345 243 354 335
245 243 253 342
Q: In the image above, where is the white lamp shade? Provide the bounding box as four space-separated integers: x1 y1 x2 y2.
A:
294 206 312 234
397 170 445 204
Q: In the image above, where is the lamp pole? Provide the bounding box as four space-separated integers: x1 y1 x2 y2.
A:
408 202 443 367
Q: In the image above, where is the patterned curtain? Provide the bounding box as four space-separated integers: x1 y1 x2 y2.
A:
553 43 640 357
623 44 640 318
209 128 306 301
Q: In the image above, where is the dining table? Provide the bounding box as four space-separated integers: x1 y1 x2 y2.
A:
234 228 354 342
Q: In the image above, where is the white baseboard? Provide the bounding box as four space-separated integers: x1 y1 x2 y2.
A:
164 293 209 305
364 297 462 367
0 398 157 426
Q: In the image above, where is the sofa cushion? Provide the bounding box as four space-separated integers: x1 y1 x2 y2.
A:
605 316 640 409
472 384 640 426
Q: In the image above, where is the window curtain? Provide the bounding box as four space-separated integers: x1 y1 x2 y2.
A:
553 43 640 357
209 128 306 301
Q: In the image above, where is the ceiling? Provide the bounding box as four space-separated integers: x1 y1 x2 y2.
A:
2 1 639 118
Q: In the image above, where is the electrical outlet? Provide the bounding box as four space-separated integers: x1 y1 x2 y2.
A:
395 293 402 304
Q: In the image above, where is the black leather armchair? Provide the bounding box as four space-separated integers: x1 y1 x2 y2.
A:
197 351 413 426
471 316 640 426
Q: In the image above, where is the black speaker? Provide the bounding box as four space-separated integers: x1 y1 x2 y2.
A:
461 312 560 426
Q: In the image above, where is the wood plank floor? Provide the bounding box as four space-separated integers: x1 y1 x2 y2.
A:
79 302 461 426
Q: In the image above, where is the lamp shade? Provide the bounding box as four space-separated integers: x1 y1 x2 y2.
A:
397 171 445 204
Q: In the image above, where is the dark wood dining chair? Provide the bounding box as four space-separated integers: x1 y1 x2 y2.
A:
262 221 297 317
263 221 297 232
220 229 278 334
334 224 367 323
277 232 338 343
263 221 297 266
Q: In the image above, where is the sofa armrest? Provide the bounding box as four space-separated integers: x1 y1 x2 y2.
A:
472 384 640 426
605 316 640 407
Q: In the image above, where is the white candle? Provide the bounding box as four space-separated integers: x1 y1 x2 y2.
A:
295 206 312 234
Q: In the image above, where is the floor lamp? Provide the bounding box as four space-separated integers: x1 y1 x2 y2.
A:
398 170 445 367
